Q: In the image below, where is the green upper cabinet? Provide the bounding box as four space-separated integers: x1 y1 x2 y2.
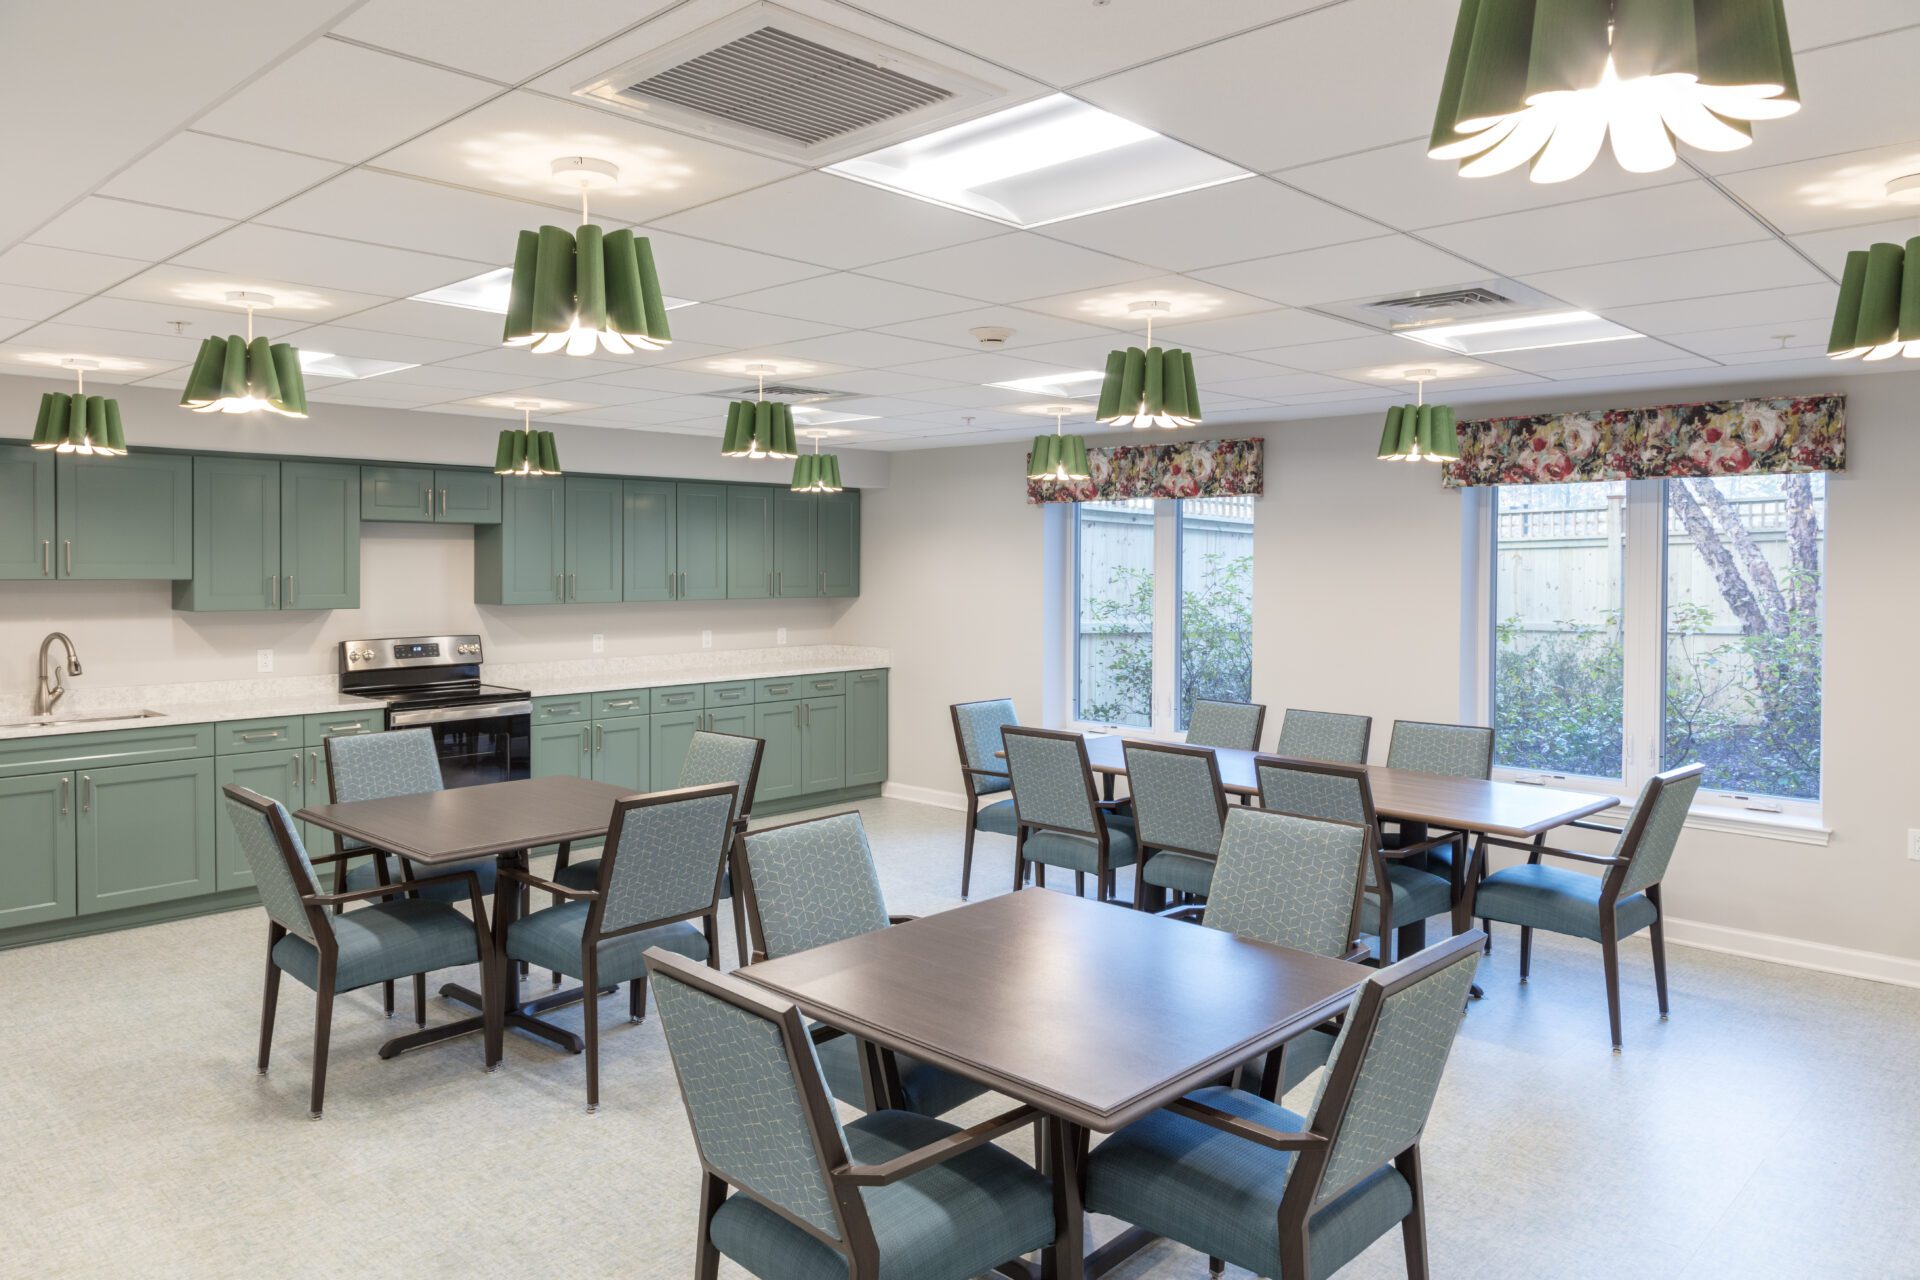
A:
726 485 774 600
677 482 728 601
0 444 55 581
818 490 860 598
55 451 192 580
281 461 360 611
364 466 500 523
176 456 280 612
845 668 888 788
622 479 677 602
564 476 623 603
773 488 819 598
475 477 565 605
436 470 501 524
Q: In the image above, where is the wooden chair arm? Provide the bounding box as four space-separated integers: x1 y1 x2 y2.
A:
840 1105 1039 1186
1478 835 1621 867
808 1023 848 1046
496 864 599 900
1388 829 1469 859
1165 1099 1327 1153
1568 818 1624 835
308 870 474 905
1341 941 1372 962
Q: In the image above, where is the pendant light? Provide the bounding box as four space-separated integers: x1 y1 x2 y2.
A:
791 431 844 493
1027 405 1091 483
178 293 309 417
1430 0 1800 184
502 157 673 356
1096 301 1202 429
1827 177 1920 361
33 359 127 456
494 401 562 477
1376 370 1459 463
720 365 798 459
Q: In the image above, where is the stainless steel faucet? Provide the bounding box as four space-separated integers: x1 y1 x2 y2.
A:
35 632 82 716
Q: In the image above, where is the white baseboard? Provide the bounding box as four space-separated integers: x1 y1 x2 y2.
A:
1660 916 1920 990
881 782 967 811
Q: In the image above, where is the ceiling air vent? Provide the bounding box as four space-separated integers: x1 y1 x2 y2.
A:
710 383 855 406
1363 287 1519 325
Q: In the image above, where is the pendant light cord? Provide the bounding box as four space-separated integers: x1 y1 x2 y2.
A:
74 366 84 396
580 182 590 227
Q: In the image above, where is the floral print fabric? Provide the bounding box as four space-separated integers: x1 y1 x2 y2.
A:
1444 395 1845 488
1028 437 1263 504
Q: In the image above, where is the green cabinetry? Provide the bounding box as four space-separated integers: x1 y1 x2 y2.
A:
56 451 193 580
818 490 861 598
565 476 623 603
76 756 216 914
0 772 76 927
678 483 728 601
475 477 565 604
726 486 774 600
175 457 359 612
362 466 501 524
0 445 55 580
798 696 845 793
594 714 652 791
846 669 888 788
773 489 818 599
531 719 591 780
281 462 361 610
623 479 677 602
214 749 304 891
753 700 803 804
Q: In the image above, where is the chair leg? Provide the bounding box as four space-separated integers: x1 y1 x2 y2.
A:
412 973 427 1027
961 815 977 900
730 889 751 969
630 977 649 1023
1519 927 1532 983
1208 1259 1225 1275
1396 1144 1430 1280
583 957 601 1113
257 942 281 1074
1601 933 1624 1051
695 1172 726 1280
1074 871 1086 898
382 980 395 1018
309 980 334 1120
1648 886 1670 1019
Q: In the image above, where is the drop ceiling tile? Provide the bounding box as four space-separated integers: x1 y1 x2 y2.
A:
306 380 458 407
331 299 506 345
882 350 1091 386
257 169 566 263
657 172 1010 270
373 90 799 224
803 370 966 397
98 132 344 219
1786 0 1920 48
1663 320 1835 358
434 347 632 378
888 383 1045 410
0 283 88 324
1014 276 1282 330
281 323 478 365
1791 216 1917 276
768 330 967 370
366 364 535 393
498 379 661 407
1 349 182 384
1494 338 1701 374
719 274 978 329
873 306 1115 351
863 234 1141 304
655 349 853 380
194 39 498 164
1711 344 1833 366
1522 241 1828 313
1153 308 1374 353
1421 183 1769 277
1606 284 1839 338
0 244 147 293
992 335 1134 370
1190 236 1487 307
1717 139 1920 235
662 304 839 351
330 0 666 83
174 224 493 298
1696 26 1920 175
11 321 203 365
106 264 391 326
1077 0 1458 172
1319 364 1549 394
54 294 323 342
1199 370 1365 399
1041 178 1382 271
637 230 829 301
1539 355 1723 382
577 366 748 396
1245 332 1474 374
27 197 231 262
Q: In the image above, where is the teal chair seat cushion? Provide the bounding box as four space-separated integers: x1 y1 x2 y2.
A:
709 1108 1056 1280
506 902 708 986
1021 824 1137 874
1143 851 1216 898
816 1031 990 1118
1086 1084 1412 1280
1358 862 1454 935
975 798 1020 838
1474 863 1656 941
344 854 498 901
272 899 480 994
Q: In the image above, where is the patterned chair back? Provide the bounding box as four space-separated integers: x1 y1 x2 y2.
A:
591 784 738 935
324 728 444 853
951 699 1019 796
678 730 764 825
1123 740 1226 857
1385 721 1493 779
221 785 324 944
738 812 891 959
649 952 852 1243
1185 699 1265 752
1612 765 1704 897
1254 755 1374 830
1001 726 1100 838
1205 807 1366 958
1276 709 1372 765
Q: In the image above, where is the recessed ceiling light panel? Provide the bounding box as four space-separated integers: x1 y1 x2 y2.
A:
1400 310 1645 356
987 369 1107 398
298 351 420 381
411 266 696 316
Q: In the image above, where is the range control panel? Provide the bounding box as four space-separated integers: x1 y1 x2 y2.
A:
340 635 483 671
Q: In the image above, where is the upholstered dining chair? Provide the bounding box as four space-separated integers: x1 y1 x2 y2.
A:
735 811 988 1120
646 948 1063 1280
1002 725 1138 904
1464 763 1703 1050
1124 739 1228 909
1186 699 1267 752
223 785 491 1119
949 699 1021 898
1275 708 1373 764
1381 720 1494 873
500 783 737 1111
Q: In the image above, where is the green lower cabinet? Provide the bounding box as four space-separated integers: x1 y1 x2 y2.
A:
0 445 55 581
56 451 193 580
76 757 216 914
726 485 774 599
754 701 803 804
704 705 754 738
650 709 700 790
0 772 77 927
799 696 845 793
565 476 623 603
281 461 360 611
845 670 888 788
593 714 652 791
531 719 592 779
215 750 305 890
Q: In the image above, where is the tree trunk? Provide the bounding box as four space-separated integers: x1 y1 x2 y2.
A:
1782 473 1821 617
1669 482 1772 637
1689 479 1786 629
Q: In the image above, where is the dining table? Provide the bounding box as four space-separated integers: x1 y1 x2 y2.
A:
296 774 634 1061
736 888 1369 1279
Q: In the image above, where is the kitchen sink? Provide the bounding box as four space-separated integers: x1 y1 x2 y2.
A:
0 709 165 729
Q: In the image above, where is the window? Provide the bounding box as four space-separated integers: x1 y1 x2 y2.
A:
1073 496 1255 732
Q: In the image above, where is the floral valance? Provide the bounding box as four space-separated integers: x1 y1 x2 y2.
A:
1027 437 1263 505
1443 394 1844 487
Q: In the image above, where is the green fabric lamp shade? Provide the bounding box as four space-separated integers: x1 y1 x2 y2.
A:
32 392 127 456
790 453 843 493
1027 431 1092 482
1430 0 1800 183
1376 403 1460 463
494 428 561 477
1827 238 1920 361
179 335 308 417
720 400 798 459
1095 346 1202 429
502 224 672 356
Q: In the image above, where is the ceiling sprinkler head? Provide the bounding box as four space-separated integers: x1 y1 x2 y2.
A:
969 326 1014 348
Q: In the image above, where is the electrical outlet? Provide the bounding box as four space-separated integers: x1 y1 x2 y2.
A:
1909 829 1920 862
591 633 604 654
701 630 712 649
777 627 788 645
256 648 273 673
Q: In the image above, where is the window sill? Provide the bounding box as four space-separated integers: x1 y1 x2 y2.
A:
1493 772 1830 847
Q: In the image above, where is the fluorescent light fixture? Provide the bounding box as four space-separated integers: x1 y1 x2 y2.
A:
790 406 877 426
411 266 696 315
987 369 1107 398
297 351 420 381
1399 310 1646 356
827 93 1252 228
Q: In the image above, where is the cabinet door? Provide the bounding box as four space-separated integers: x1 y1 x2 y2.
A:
818 490 860 598
704 705 754 738
0 445 55 581
678 483 728 601
773 488 819 598
76 757 216 914
0 772 76 927
845 669 888 788
177 456 280 611
435 470 501 524
725 485 774 599
214 750 304 891
753 702 803 803
476 477 564 604
799 696 846 794
56 451 192 579
531 719 592 779
622 479 677 602
650 709 701 790
361 465 436 522
594 714 653 792
281 461 360 611
564 476 624 603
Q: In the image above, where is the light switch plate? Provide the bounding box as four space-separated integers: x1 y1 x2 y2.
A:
701 630 712 649
256 648 273 673
777 627 788 645
591 633 604 654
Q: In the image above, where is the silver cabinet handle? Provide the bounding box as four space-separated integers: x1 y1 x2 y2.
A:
595 724 604 753
776 570 782 596
767 683 791 695
768 570 773 595
285 573 294 605
309 750 319 785
290 751 301 784
424 486 432 516
666 570 676 598
439 488 447 517
41 539 50 577
59 776 70 816
554 572 563 601
665 693 693 704
569 572 577 600
813 680 835 690
64 540 73 574
856 673 879 682
269 574 279 607
81 774 92 813
581 726 590 754
324 720 365 733
604 698 640 710
819 569 825 593
238 730 282 742
679 571 686 596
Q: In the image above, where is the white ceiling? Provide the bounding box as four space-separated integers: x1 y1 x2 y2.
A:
4 0 1919 450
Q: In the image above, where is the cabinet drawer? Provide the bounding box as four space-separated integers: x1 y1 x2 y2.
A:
798 673 844 698
214 716 305 754
304 710 383 742
650 684 704 714
754 676 806 703
591 689 651 718
703 680 754 708
0 723 215 782
533 695 592 725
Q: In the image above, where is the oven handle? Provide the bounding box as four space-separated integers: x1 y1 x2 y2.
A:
389 699 532 728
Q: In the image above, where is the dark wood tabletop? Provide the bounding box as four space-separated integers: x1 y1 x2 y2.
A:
736 889 1366 1133
295 775 633 863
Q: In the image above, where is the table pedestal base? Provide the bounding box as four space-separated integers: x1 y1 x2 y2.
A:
440 981 598 1054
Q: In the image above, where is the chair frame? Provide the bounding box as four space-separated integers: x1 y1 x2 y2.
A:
495 782 736 1110
1001 725 1133 905
226 784 492 1119
949 700 1017 899
1382 720 1495 940
1122 738 1228 913
1275 708 1373 763
1186 698 1268 752
1459 763 1703 1050
646 949 1066 1280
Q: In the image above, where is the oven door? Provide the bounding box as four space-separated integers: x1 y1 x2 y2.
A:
387 699 532 789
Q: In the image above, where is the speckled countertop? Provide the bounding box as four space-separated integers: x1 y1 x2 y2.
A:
500 645 889 698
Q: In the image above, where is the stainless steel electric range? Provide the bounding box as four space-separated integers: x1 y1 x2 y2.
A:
338 634 530 788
